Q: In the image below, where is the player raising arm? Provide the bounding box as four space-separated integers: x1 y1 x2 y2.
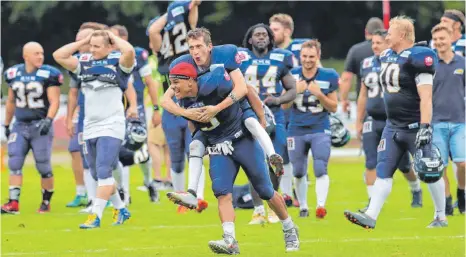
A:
54 30 137 229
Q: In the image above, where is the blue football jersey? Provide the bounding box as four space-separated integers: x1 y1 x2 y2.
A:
454 34 465 57
378 46 438 128
149 0 193 74
288 67 339 136
132 47 151 106
285 38 312 67
238 47 294 121
360 55 386 120
4 64 63 122
177 66 243 145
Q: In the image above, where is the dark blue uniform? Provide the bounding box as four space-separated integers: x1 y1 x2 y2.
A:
288 67 338 178
132 47 152 125
4 64 63 176
376 46 438 178
360 56 411 173
238 47 294 164
174 64 274 199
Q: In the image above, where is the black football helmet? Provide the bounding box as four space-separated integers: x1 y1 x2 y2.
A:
123 118 147 151
329 115 351 147
413 144 444 183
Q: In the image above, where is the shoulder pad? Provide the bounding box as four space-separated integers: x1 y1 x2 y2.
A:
290 67 301 74
169 54 194 70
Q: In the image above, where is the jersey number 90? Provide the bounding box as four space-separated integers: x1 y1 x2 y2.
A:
379 63 400 93
11 81 45 109
160 23 189 59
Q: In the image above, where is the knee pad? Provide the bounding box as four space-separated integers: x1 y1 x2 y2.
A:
256 183 274 201
292 161 307 179
313 159 328 178
171 161 184 174
35 156 52 179
189 140 206 158
9 169 23 176
8 156 26 172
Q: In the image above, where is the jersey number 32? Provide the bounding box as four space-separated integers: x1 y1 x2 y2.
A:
11 81 45 108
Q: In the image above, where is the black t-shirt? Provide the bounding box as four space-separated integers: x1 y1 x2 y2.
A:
343 40 373 96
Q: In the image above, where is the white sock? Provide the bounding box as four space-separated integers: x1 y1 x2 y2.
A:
294 176 308 210
408 178 422 192
315 175 329 207
112 162 123 187
171 169 185 192
92 198 107 219
254 205 265 215
122 165 130 204
365 178 393 220
196 165 206 200
427 177 446 220
366 185 374 199
280 216 294 231
222 222 236 238
110 190 126 209
280 163 293 196
76 185 86 196
140 160 152 186
188 157 203 192
83 169 96 202
244 118 275 157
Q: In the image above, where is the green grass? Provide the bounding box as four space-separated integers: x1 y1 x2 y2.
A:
1 158 464 257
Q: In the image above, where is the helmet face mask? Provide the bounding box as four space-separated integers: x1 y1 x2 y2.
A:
329 115 350 148
124 119 148 151
413 144 444 184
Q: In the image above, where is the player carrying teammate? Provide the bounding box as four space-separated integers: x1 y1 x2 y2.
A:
344 16 447 229
2 42 63 214
286 40 338 218
356 29 423 212
168 55 300 253
147 1 201 204
238 23 297 224
54 30 136 228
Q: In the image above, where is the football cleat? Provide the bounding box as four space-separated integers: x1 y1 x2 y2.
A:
283 194 293 207
299 209 309 218
112 208 131 225
37 202 50 213
457 190 465 214
147 182 160 202
359 198 370 213
284 226 300 252
267 206 279 223
196 199 209 213
411 190 423 208
427 217 448 228
167 191 198 209
268 153 284 176
79 201 93 214
344 210 376 229
316 206 327 219
208 234 240 255
445 196 454 216
80 213 100 229
248 212 266 225
66 195 87 208
1 200 19 214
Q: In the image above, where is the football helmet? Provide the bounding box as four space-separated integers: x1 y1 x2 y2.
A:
329 115 350 147
123 118 147 151
413 144 444 183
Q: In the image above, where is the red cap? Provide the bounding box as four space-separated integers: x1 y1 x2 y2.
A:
169 62 197 79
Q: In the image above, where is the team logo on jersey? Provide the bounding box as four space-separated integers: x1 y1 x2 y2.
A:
424 56 433 66
79 54 91 62
6 68 17 79
235 52 247 64
270 53 284 62
454 68 464 75
362 58 373 69
377 138 386 152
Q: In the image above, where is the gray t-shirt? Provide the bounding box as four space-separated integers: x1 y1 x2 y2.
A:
433 54 465 123
343 40 373 96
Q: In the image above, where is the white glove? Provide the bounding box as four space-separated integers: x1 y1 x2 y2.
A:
215 140 234 155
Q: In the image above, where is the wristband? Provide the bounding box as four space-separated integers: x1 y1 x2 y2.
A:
153 105 160 111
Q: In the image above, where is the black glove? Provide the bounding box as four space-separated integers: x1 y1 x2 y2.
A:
4 125 10 139
37 118 53 136
415 123 432 148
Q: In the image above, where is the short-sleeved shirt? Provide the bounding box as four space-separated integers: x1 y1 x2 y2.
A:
343 40 373 96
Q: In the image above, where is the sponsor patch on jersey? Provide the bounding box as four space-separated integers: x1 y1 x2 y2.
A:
7 133 17 144
108 52 122 59
424 56 433 66
79 54 92 62
456 38 465 46
377 138 386 152
141 50 149 60
287 137 295 151
316 80 330 89
6 68 18 79
454 68 464 75
269 53 284 62
400 51 411 58
291 44 302 51
36 69 50 78
362 57 373 69
363 121 373 134
235 52 247 64
171 6 185 17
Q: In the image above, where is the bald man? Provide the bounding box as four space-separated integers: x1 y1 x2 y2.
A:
2 42 63 214
66 28 94 208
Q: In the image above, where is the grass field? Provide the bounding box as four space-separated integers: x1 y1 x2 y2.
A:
1 157 465 257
